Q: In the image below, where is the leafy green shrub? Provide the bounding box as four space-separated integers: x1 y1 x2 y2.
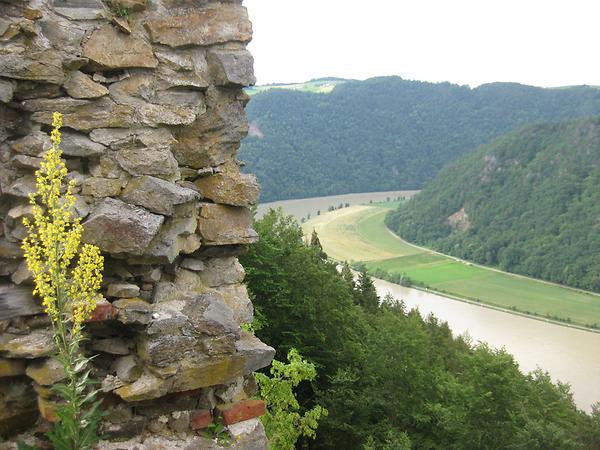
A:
256 349 327 450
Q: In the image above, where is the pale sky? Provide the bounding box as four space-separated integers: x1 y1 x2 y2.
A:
244 0 600 88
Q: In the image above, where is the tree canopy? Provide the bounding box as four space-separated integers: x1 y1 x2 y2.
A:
241 209 600 449
240 77 600 201
387 116 600 293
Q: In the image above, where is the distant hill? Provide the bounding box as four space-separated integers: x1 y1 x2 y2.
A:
239 76 600 202
386 116 600 292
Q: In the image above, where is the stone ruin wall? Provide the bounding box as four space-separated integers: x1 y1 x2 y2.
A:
0 0 274 447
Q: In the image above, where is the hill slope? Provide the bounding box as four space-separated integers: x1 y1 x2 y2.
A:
240 77 600 201
386 116 600 293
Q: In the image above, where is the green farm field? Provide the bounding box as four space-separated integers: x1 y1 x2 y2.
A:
303 205 600 328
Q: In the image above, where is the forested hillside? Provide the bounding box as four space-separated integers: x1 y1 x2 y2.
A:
387 116 600 293
241 209 600 449
240 77 600 201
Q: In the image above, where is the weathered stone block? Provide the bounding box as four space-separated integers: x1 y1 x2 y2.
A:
198 203 258 246
180 258 205 271
195 170 259 207
61 131 106 157
144 5 252 48
0 240 22 259
121 176 199 216
102 375 126 393
83 24 158 69
11 154 43 170
107 282 140 298
81 177 123 197
171 88 249 168
235 332 275 375
89 127 175 150
184 292 240 337
6 175 36 198
91 337 131 355
171 355 246 393
112 355 142 383
228 418 269 450
139 334 196 369
114 371 170 402
168 410 190 433
198 257 245 287
110 0 147 12
208 48 256 87
113 297 153 325
82 198 164 255
23 97 135 132
37 396 60 422
88 155 128 179
116 146 179 179
0 48 65 84
0 331 54 358
51 0 105 20
63 70 109 99
0 79 15 103
130 203 199 264
155 48 210 89
215 284 253 325
108 74 206 127
10 261 32 285
0 285 42 320
10 131 50 156
25 358 65 386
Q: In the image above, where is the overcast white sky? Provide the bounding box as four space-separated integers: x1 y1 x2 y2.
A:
244 0 600 88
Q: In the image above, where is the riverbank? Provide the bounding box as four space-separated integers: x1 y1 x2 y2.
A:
303 204 600 330
370 277 600 413
259 193 600 412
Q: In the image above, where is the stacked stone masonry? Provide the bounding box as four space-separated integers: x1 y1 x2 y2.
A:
0 0 273 448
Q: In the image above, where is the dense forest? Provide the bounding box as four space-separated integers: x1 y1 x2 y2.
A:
386 116 600 293
241 209 600 449
240 77 600 201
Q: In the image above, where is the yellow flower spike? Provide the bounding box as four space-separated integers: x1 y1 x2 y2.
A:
22 110 104 332
22 110 106 447
52 111 62 129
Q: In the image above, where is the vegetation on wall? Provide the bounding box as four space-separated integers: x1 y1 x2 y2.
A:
20 113 104 450
241 209 600 449
387 116 600 293
240 77 600 201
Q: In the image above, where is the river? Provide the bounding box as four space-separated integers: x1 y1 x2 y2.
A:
259 192 600 412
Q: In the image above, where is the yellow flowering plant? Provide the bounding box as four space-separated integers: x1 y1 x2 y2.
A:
21 112 104 450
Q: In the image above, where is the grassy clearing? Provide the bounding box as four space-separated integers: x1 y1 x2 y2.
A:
304 205 600 328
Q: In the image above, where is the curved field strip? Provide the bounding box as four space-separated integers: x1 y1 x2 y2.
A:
304 205 600 328
304 206 401 261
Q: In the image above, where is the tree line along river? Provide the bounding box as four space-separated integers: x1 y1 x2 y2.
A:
258 191 600 412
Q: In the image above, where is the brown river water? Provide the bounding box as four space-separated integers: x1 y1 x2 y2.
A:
259 192 600 412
